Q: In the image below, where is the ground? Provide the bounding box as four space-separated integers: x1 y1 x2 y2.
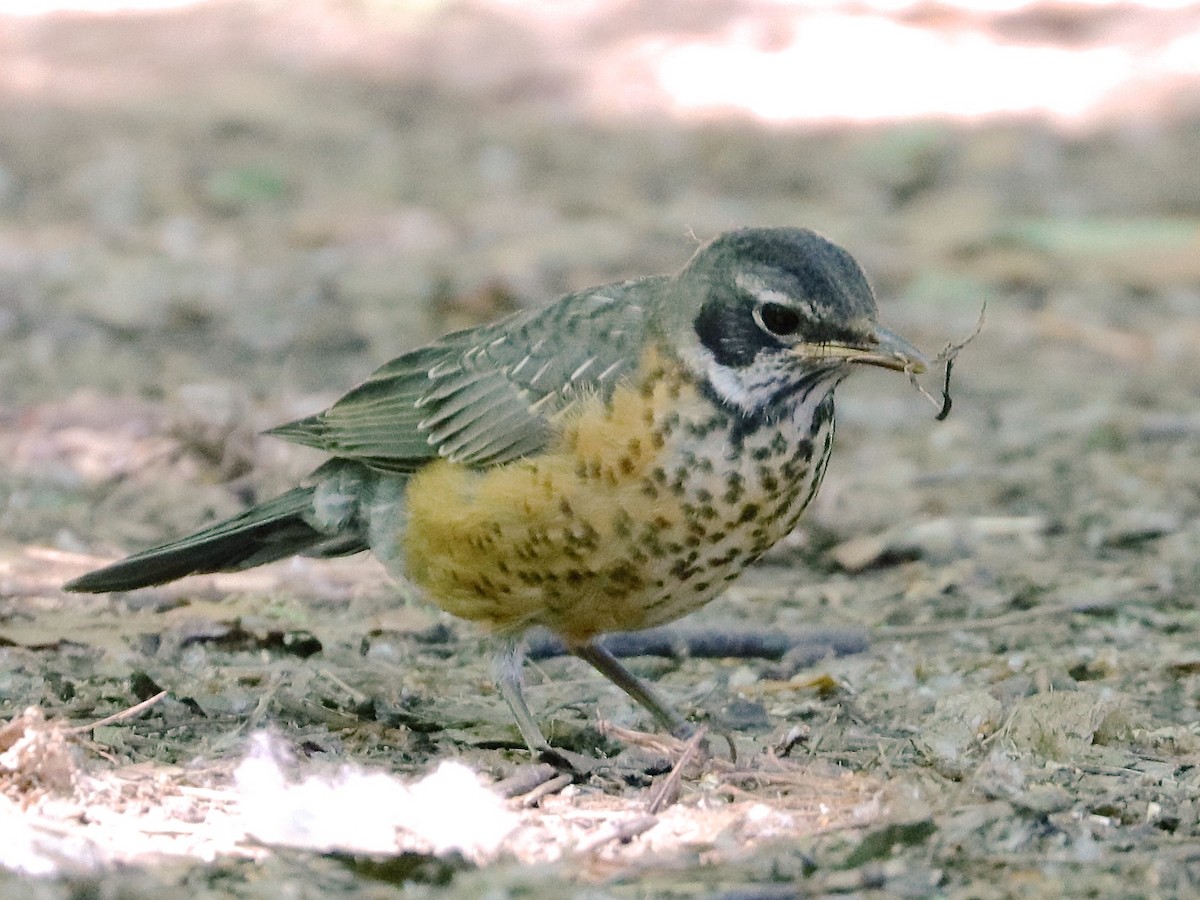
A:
1 2 1200 897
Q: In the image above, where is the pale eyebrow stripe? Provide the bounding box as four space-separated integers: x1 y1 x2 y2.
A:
734 272 815 318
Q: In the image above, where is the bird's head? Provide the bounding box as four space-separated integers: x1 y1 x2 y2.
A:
658 227 927 415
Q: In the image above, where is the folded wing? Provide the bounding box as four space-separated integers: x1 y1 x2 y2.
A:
267 279 657 473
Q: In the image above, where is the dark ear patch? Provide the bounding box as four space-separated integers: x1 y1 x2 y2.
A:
694 292 774 368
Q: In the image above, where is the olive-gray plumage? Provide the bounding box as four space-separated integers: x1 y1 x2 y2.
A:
266 278 653 472
65 227 926 758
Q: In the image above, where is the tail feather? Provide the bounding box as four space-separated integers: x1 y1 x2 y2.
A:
64 486 364 593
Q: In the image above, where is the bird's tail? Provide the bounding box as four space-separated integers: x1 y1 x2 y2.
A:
64 474 370 593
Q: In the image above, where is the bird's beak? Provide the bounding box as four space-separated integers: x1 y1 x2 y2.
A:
793 325 928 374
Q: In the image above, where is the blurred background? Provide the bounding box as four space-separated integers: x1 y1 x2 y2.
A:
2 0 1198 551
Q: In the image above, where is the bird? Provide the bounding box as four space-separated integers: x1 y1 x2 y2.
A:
65 227 927 758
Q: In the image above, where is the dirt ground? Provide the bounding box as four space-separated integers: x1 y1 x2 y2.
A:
2 2 1200 897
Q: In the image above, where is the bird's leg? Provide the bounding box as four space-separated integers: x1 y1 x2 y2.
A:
571 640 694 738
493 636 554 755
493 637 596 773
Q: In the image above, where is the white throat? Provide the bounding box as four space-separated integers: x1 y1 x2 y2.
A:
682 343 843 421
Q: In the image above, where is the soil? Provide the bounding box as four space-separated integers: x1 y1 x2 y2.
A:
1 2 1200 897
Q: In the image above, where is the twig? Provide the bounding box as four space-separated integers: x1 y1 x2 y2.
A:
527 626 868 663
68 690 169 734
646 726 707 814
493 763 563 799
876 603 1067 638
519 772 574 807
908 300 986 420
575 815 658 854
315 668 369 706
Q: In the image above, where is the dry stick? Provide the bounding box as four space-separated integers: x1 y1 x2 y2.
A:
494 763 563 799
645 726 708 815
526 626 868 663
67 690 169 734
575 815 658 854
519 772 574 808
237 674 284 735
877 603 1071 639
908 300 987 420
315 668 370 707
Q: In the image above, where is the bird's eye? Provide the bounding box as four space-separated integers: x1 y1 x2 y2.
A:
756 302 802 338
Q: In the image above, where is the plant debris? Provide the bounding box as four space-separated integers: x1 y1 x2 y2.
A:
908 300 987 420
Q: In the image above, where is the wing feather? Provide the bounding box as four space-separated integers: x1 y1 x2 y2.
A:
266 278 658 472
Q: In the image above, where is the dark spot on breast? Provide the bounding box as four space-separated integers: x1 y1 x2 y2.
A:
669 559 698 580
575 523 601 549
723 472 745 504
465 578 499 600
613 510 633 539
707 547 742 569
738 503 760 523
640 530 668 558
605 566 644 592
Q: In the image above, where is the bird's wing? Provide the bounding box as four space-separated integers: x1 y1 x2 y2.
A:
267 278 657 473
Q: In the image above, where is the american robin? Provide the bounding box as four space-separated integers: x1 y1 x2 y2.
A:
66 227 927 756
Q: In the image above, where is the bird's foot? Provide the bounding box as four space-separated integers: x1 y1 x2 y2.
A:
534 744 599 776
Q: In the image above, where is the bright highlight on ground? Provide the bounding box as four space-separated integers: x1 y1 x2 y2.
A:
3 0 1197 124
651 15 1198 122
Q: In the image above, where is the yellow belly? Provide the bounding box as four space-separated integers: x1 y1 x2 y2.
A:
402 348 830 644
